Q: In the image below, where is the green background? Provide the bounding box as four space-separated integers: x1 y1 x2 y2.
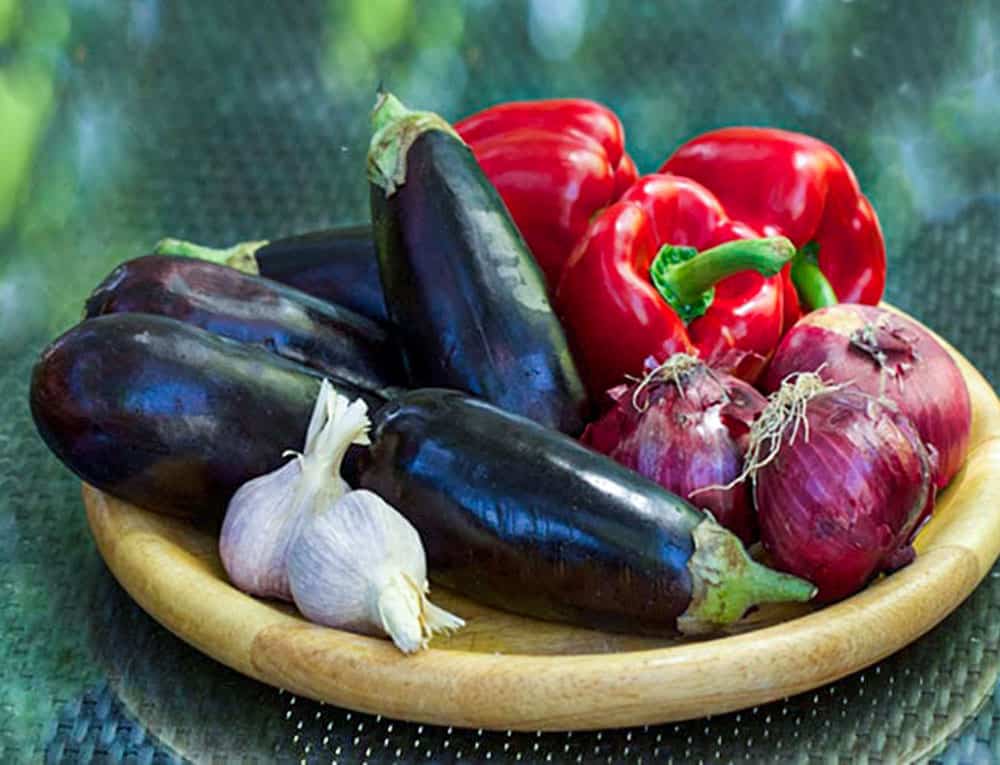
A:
1 1 998 762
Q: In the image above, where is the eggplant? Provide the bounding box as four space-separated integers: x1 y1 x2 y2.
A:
367 92 589 436
359 389 815 635
84 255 404 397
155 225 387 324
30 313 384 522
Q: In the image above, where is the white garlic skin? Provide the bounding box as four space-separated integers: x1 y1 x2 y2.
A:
288 489 425 636
219 458 303 601
288 489 464 653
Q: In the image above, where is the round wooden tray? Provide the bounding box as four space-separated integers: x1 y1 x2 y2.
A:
84 327 1000 732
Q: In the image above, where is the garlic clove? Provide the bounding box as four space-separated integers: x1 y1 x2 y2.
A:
288 489 464 654
219 458 302 600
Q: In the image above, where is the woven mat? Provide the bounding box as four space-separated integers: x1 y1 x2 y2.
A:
2 1 999 762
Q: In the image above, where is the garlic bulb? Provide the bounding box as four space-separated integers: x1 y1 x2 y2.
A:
219 457 303 600
219 379 370 600
288 489 465 653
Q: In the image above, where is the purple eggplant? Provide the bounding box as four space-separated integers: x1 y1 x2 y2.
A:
359 388 815 635
30 313 384 522
85 254 404 397
155 225 387 324
367 92 589 435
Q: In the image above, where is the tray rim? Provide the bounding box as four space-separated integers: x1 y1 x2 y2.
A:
83 314 1000 732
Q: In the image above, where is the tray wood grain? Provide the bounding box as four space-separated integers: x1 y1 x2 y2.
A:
84 316 1000 731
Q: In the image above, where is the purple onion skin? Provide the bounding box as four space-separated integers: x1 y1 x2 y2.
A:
582 365 767 544
756 389 934 602
763 304 971 490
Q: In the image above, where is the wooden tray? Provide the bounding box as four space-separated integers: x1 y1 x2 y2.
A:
84 327 1000 732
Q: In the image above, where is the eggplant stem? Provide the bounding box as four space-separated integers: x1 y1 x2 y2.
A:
154 237 266 274
367 91 463 196
678 519 817 635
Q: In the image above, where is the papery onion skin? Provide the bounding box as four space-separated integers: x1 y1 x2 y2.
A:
762 304 971 490
582 359 767 544
756 388 934 602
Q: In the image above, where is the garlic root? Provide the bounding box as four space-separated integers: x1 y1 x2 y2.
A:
377 572 465 653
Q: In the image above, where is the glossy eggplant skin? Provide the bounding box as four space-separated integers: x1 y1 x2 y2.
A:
358 389 703 634
30 314 383 522
370 130 589 436
85 255 404 397
253 226 388 324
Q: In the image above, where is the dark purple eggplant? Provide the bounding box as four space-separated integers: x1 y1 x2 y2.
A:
155 225 387 323
367 92 589 436
84 255 404 397
359 388 815 635
30 313 385 522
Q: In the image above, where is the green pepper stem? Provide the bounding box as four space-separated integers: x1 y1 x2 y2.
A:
153 237 266 274
791 247 839 310
677 518 816 635
651 236 796 323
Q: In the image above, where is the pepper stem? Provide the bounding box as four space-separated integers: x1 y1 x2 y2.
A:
651 236 796 323
677 518 816 635
153 237 266 275
368 90 462 196
790 242 838 310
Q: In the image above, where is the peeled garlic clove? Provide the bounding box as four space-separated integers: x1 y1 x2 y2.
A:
219 378 371 601
288 489 464 654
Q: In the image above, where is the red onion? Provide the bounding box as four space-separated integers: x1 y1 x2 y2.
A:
745 373 935 602
581 354 767 543
763 304 971 490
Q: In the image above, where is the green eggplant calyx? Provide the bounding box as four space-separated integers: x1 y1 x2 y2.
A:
367 91 463 196
677 517 817 635
153 237 267 275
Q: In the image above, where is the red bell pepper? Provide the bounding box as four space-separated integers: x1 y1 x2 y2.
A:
660 127 886 326
555 174 795 398
456 99 639 288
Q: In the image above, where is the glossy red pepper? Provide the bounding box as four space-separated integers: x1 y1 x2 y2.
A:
660 127 886 326
456 99 639 288
555 174 795 398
